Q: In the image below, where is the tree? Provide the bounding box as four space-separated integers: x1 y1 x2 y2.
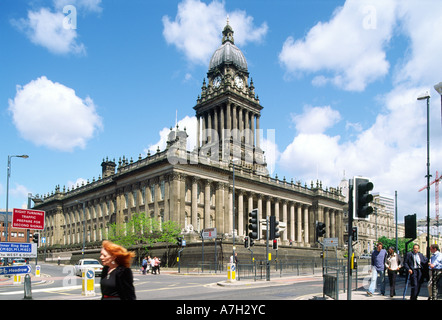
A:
377 236 415 255
107 212 182 262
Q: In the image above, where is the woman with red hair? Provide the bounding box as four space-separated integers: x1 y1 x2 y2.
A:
100 240 136 300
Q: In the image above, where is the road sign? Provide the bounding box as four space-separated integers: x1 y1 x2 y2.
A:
82 268 95 296
323 237 339 247
0 242 37 258
0 265 32 275
202 228 217 240
12 208 45 230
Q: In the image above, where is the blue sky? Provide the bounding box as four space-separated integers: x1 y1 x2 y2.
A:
1 0 442 224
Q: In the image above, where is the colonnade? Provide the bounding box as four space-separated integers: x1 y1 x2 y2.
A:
196 102 261 148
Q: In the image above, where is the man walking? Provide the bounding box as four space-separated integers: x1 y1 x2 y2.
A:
428 244 442 300
404 244 428 300
367 242 387 296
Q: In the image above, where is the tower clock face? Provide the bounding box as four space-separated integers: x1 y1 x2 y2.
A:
234 75 243 89
213 76 222 88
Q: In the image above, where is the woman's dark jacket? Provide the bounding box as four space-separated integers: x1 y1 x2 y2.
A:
101 265 136 300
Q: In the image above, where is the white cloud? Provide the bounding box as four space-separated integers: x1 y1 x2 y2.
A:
8 76 103 152
11 0 102 55
292 105 341 134
11 7 85 55
162 0 268 65
279 0 397 91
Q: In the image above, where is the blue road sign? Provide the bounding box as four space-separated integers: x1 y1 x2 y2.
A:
0 265 32 275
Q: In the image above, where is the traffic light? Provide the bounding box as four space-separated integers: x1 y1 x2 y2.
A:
272 239 278 250
352 226 358 241
404 214 417 239
248 209 260 240
315 221 326 242
269 216 279 240
353 177 374 220
32 233 39 246
176 237 183 247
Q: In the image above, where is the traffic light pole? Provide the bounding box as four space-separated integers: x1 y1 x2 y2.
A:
347 181 354 301
266 216 270 281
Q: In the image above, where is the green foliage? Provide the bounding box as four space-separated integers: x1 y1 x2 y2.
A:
377 236 415 254
107 212 181 251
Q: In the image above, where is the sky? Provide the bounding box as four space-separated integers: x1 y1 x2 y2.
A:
1 0 442 225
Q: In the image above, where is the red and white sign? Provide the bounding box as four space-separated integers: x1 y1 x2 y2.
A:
12 208 45 230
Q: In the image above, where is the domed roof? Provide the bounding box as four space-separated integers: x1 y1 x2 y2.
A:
208 23 248 73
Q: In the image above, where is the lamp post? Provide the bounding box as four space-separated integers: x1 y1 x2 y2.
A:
231 158 240 261
5 154 29 242
417 92 431 258
75 200 86 258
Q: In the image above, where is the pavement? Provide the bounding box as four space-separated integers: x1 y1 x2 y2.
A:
0 267 438 301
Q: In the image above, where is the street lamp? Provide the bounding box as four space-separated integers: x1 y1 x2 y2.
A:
417 92 431 258
75 200 86 258
5 154 29 242
231 158 240 261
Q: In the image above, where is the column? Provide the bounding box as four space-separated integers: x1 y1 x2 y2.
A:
303 205 309 246
232 104 237 141
191 178 198 229
207 111 212 143
331 209 336 238
290 202 295 243
256 115 260 148
282 200 288 242
214 106 219 142
238 106 243 143
245 110 250 145
252 114 256 147
297 204 302 245
238 191 244 236
324 207 330 238
204 180 211 229
202 113 206 144
197 115 200 148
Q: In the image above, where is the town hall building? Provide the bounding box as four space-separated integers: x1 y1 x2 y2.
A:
33 23 346 260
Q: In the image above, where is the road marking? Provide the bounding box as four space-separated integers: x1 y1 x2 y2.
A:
0 283 100 295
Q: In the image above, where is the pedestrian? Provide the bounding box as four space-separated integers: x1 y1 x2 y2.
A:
404 244 428 300
151 256 157 274
428 243 442 300
385 246 401 297
141 256 148 275
147 256 152 274
154 257 161 274
100 240 136 300
367 242 387 297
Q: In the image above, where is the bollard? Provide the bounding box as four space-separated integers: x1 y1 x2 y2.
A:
227 263 236 282
35 265 41 277
23 273 32 300
82 268 96 296
13 274 22 285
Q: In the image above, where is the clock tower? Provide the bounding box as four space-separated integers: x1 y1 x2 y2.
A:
194 21 267 175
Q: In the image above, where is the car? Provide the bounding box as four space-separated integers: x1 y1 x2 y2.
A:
359 253 371 259
12 258 27 266
74 258 103 277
